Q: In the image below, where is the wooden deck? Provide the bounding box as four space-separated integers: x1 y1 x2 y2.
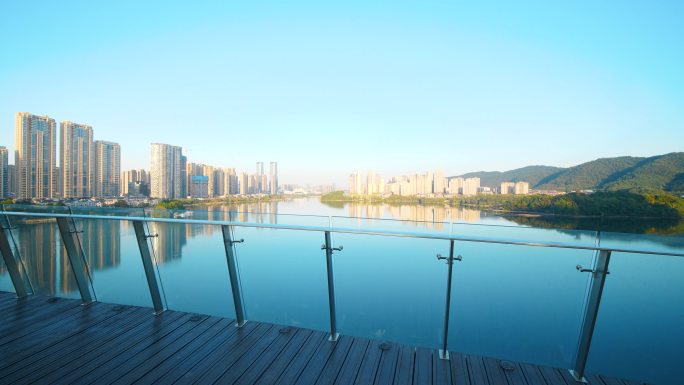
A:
0 291 642 385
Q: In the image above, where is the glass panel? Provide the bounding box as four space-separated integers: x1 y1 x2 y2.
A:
70 217 152 307
235 227 329 330
149 219 236 318
448 241 594 369
333 232 449 348
589 248 684 385
4 212 81 299
451 221 599 247
0 252 13 293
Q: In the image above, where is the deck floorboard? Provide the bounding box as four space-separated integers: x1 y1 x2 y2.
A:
0 292 645 385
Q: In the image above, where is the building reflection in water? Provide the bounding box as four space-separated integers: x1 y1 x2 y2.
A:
347 204 481 230
0 202 478 294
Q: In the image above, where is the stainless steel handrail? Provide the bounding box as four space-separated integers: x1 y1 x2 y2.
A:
2 210 683 257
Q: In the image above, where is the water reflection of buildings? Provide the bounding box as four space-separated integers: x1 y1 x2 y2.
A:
347 204 481 230
0 219 121 296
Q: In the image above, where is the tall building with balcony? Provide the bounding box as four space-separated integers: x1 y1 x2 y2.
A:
462 177 480 196
150 143 183 199
94 141 121 197
269 162 278 194
60 121 93 198
239 172 248 194
15 112 57 199
0 146 7 199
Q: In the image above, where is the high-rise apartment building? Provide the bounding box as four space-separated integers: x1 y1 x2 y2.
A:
121 169 149 195
500 182 515 194
269 162 278 194
462 177 480 196
239 172 248 194
6 165 16 197
433 170 445 195
514 182 530 195
0 146 7 199
94 141 121 197
15 112 56 199
150 143 183 199
179 155 187 199
61 121 93 198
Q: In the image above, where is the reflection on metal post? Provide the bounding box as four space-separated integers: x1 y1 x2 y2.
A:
56 217 94 304
133 220 165 314
570 250 611 383
437 240 461 360
322 231 342 341
221 225 246 327
0 215 31 298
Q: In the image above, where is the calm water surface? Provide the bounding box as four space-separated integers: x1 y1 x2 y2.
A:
0 198 682 385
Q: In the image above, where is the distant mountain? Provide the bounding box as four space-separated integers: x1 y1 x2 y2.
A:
454 153 684 192
457 165 564 188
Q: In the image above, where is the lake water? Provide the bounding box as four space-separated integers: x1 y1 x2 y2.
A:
0 197 682 384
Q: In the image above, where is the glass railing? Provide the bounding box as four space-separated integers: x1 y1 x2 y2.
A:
0 205 682 385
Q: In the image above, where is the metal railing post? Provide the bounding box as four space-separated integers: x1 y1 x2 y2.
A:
56 217 95 304
437 240 461 360
322 231 342 341
0 215 31 298
132 220 165 314
221 225 246 327
570 249 611 382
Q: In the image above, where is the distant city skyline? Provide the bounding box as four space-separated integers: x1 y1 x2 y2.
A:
1 2 683 185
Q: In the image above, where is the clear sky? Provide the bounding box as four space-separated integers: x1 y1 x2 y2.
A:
1 1 682 185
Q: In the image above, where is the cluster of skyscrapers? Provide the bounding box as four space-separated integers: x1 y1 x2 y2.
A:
0 113 121 200
1 112 280 201
349 171 530 196
148 143 279 199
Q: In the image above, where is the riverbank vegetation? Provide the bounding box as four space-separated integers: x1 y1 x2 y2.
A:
321 190 684 220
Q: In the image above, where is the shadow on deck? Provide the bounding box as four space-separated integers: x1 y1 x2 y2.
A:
0 292 642 385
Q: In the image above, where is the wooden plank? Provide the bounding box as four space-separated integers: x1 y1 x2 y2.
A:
109 316 222 384
11 306 150 384
518 362 547 385
190 324 275 384
354 339 385 385
0 302 105 349
273 331 330 385
450 352 471 385
331 338 370 385
0 305 143 379
252 329 319 385
234 327 304 385
501 360 530 385
294 335 353 385
214 324 297 384
134 317 235 384
537 365 570 385
314 336 358 385
413 347 433 385
466 354 489 385
77 312 209 384
164 322 261 384
0 301 111 350
393 346 415 385
0 297 83 338
482 356 509 385
374 341 400 385
34 310 186 384
432 350 451 385
1 306 141 383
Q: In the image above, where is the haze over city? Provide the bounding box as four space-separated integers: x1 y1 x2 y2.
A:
1 1 683 185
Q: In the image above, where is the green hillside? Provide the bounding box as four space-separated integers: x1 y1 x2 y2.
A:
455 153 684 193
456 165 564 187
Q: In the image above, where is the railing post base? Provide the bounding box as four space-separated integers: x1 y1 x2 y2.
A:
569 370 588 383
439 349 450 360
235 320 247 328
328 333 339 342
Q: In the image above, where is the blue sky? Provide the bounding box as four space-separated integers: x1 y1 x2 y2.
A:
1 1 682 185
